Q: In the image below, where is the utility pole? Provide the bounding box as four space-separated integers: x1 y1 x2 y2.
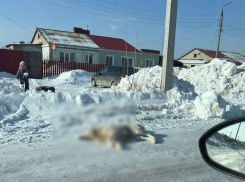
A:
161 0 178 93
235 122 241 141
215 1 233 58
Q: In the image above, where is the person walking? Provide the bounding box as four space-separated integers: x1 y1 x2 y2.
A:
16 61 29 92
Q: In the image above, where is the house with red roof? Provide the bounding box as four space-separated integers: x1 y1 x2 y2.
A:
30 27 160 68
178 48 245 68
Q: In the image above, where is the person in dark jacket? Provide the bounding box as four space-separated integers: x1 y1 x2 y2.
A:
35 86 55 92
16 61 29 91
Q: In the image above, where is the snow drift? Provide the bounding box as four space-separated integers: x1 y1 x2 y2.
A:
45 70 93 86
116 58 245 119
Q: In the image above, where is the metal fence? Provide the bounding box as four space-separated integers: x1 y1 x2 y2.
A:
42 61 107 77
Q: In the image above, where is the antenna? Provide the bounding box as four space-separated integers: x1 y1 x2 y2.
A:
126 22 128 60
125 21 128 75
135 31 138 68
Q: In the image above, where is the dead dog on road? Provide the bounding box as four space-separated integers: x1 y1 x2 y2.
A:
79 124 156 150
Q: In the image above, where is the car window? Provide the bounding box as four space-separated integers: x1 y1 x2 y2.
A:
122 67 134 76
115 67 122 75
99 67 108 74
107 67 115 74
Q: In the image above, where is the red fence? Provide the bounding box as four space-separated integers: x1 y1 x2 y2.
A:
42 61 107 77
0 49 24 75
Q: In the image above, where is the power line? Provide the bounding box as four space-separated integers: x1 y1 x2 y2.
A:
177 17 219 20
177 20 219 24
223 32 245 42
206 32 218 49
93 0 165 14
178 14 218 17
51 0 77 28
205 28 218 49
0 12 34 33
177 24 218 28
222 20 245 35
176 32 215 42
39 0 220 25
224 28 245 39
59 0 165 20
137 39 162 45
224 17 245 28
138 23 218 45
224 26 245 30
37 0 165 25
90 0 219 17
176 21 218 36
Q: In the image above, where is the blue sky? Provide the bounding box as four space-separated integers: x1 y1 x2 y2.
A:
219 122 245 142
0 0 244 58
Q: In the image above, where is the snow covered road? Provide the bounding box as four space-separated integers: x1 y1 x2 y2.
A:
1 122 243 182
1 59 245 181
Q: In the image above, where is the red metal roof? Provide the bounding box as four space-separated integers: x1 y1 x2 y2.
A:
87 35 141 53
197 48 242 65
197 48 226 59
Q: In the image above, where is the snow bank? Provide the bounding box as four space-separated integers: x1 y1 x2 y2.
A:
1 58 245 129
193 90 226 119
116 58 245 119
0 80 25 121
45 70 93 86
117 66 161 92
0 72 15 78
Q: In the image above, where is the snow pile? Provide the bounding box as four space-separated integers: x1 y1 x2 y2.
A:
0 80 25 121
46 70 93 86
0 72 16 78
118 66 161 92
193 90 226 119
116 58 245 119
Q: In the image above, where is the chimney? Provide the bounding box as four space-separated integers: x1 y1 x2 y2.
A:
73 27 90 35
87 25 88 30
19 41 25 44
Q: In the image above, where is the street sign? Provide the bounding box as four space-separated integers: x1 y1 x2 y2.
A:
51 43 56 50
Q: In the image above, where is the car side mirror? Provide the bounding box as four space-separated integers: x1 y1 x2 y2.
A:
199 116 245 181
98 72 101 75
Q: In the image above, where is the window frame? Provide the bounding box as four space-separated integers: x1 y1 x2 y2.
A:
60 52 75 62
121 56 134 67
145 59 155 67
85 54 93 64
64 52 70 62
105 55 114 66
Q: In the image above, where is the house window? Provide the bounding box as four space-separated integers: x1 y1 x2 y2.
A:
60 52 64 61
194 54 197 58
60 52 75 62
85 54 93 64
122 57 134 67
145 59 154 67
106 55 113 66
38 33 40 39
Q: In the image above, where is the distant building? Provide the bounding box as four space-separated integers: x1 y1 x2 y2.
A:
159 55 183 67
6 41 42 53
178 48 244 68
30 27 160 68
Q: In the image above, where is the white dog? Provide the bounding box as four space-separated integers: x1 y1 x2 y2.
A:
79 124 156 150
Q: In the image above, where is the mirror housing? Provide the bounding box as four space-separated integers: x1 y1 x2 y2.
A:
199 116 245 180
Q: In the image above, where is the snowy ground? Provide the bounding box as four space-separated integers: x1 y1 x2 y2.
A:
1 59 245 181
208 149 245 174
